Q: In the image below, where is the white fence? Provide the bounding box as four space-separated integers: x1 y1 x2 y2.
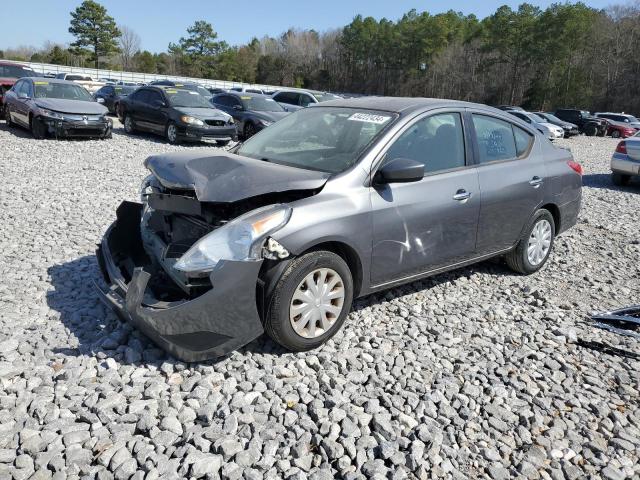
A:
11 60 278 91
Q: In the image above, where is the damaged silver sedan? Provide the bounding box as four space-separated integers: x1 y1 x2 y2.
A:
97 98 582 361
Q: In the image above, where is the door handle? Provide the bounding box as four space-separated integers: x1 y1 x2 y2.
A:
453 189 471 202
529 176 544 188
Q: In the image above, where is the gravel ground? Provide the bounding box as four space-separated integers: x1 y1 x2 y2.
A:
0 120 639 480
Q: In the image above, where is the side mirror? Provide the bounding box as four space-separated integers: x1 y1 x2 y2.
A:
233 105 243 111
18 92 30 100
96 97 105 104
375 158 424 184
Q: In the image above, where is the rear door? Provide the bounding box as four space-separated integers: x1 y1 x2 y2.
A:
469 112 544 253
142 90 168 132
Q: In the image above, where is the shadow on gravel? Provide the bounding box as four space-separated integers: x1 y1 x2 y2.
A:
112 127 235 149
47 253 512 365
0 121 32 138
582 173 640 192
577 340 640 360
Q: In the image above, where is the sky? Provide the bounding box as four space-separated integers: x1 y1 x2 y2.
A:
2 0 617 52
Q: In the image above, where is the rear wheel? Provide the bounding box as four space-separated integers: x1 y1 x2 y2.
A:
265 251 354 352
506 209 555 275
611 130 621 139
166 122 179 144
612 172 631 186
31 116 46 139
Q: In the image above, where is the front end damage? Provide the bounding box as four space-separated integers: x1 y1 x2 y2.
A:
95 155 327 361
96 201 266 362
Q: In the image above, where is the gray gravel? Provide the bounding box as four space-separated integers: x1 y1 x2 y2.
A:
0 120 639 480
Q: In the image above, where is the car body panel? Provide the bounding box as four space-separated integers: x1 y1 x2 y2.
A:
211 92 290 136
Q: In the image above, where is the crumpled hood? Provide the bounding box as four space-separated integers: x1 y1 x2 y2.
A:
144 152 330 203
175 107 231 121
34 98 108 115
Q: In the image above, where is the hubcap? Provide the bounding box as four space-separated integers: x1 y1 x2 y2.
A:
527 219 552 266
289 268 345 339
168 124 177 142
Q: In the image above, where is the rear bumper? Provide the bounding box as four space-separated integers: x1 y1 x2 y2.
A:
177 124 237 142
611 155 640 176
95 201 264 362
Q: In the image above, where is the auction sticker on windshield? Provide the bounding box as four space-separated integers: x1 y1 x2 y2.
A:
348 113 392 124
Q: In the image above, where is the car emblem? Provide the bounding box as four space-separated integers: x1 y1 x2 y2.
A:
82 115 88 123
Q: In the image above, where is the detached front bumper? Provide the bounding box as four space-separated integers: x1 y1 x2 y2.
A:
177 123 237 143
95 201 265 362
43 117 112 138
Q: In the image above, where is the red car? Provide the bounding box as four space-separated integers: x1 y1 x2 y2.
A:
606 119 638 138
0 61 38 110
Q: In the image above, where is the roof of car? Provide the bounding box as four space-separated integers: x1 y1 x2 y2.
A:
0 60 32 66
317 96 501 115
220 92 267 99
21 77 79 86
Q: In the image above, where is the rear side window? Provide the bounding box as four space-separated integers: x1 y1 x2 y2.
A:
472 115 517 163
514 126 534 156
275 92 298 105
386 112 466 174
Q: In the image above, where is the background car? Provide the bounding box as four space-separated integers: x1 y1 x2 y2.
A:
229 86 265 94
149 80 212 100
610 133 640 185
507 111 565 140
0 61 39 110
4 77 111 139
211 92 290 138
271 89 342 112
94 85 137 114
534 112 579 137
118 85 236 145
595 112 640 129
605 120 638 138
554 108 607 136
54 73 103 93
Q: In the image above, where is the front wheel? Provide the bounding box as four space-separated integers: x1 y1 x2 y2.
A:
4 106 13 127
611 130 621 139
31 116 46 139
265 251 354 352
505 210 555 275
166 122 179 144
243 122 257 139
123 115 136 134
612 172 631 186
584 125 597 136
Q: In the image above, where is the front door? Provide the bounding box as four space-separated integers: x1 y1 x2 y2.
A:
370 111 481 286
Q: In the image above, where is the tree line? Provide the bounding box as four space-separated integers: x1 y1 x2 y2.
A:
1 1 640 112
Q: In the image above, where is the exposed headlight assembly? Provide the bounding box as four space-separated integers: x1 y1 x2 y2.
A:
174 204 292 274
180 115 204 126
38 108 64 120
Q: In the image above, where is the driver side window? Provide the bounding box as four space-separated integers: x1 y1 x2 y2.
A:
385 113 466 174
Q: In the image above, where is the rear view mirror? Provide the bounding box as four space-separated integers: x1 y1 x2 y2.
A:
375 158 424 184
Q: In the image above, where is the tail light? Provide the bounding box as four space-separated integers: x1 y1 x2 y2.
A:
616 141 627 154
567 160 583 176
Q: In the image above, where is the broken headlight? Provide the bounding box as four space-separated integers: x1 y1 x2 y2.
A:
139 174 156 202
173 204 292 274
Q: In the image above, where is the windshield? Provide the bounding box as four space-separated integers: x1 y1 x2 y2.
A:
241 96 285 112
0 65 38 78
237 107 396 173
529 113 547 122
312 92 341 102
542 113 562 123
33 81 94 101
114 86 136 96
166 89 212 108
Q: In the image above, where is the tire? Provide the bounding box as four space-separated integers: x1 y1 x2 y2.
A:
102 127 113 140
611 130 621 139
584 124 597 136
123 114 136 134
4 106 13 127
216 140 230 147
505 209 556 275
165 122 179 144
243 122 257 139
264 251 354 352
30 116 46 139
612 172 631 186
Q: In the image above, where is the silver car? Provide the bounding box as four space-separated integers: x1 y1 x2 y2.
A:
97 97 583 361
611 132 640 185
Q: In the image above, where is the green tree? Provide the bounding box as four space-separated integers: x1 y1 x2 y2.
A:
133 51 157 73
169 21 228 77
68 0 121 69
